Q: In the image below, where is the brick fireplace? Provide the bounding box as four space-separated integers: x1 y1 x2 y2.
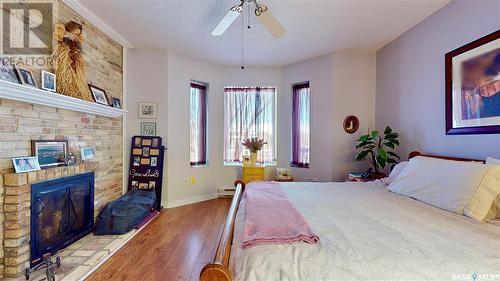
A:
2 164 91 278
0 1 125 278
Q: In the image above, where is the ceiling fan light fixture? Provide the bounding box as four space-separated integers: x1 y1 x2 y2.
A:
210 0 286 38
254 3 268 16
211 4 243 36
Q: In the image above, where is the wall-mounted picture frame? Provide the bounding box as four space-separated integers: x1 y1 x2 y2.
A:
138 102 157 119
31 140 68 168
111 96 122 108
16 66 37 88
0 60 20 84
445 30 500 135
81 147 96 161
41 70 56 92
141 122 156 136
343 115 360 134
12 156 41 173
89 84 110 106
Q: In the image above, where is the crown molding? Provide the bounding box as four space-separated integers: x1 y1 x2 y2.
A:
62 0 134 49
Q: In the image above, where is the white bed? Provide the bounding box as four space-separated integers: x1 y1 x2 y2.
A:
230 181 500 281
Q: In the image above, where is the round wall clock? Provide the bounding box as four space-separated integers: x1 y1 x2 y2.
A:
343 115 360 134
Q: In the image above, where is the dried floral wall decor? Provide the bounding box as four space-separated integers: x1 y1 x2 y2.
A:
52 21 93 101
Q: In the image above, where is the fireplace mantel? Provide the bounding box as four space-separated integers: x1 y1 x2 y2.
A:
0 80 126 118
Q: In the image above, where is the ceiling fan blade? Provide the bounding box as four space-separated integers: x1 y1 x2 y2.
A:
211 9 241 36
258 9 286 38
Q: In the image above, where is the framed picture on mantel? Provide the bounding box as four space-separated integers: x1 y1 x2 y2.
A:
31 140 68 168
445 30 500 135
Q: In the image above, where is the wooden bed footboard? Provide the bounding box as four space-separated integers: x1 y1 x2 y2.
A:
200 180 246 281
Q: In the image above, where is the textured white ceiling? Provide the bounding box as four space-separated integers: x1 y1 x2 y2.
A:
78 0 451 66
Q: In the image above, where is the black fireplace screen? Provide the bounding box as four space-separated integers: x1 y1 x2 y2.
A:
30 172 94 266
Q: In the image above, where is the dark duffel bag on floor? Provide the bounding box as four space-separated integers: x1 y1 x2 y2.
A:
94 189 156 235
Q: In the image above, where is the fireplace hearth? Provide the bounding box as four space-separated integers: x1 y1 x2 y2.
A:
30 172 94 266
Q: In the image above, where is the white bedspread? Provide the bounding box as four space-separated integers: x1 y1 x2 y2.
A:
230 181 500 281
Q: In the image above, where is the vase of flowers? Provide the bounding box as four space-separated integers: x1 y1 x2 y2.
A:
242 137 267 166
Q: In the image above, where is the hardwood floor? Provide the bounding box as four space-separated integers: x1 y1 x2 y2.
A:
86 198 231 281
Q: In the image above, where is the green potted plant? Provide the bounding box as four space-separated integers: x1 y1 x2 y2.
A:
354 126 400 178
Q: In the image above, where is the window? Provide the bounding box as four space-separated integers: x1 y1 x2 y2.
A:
291 82 310 168
190 82 207 166
224 87 276 165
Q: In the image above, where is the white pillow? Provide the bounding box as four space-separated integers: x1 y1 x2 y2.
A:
387 156 490 214
486 157 500 165
385 161 408 185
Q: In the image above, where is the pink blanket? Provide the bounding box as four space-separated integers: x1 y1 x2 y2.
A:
241 181 319 248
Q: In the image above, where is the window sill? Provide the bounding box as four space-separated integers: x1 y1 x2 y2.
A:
190 164 208 168
224 162 277 167
291 164 310 169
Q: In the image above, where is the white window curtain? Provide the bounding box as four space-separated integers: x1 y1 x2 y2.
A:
223 87 276 165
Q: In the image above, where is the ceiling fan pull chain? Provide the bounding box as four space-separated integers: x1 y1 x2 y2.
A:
247 2 251 29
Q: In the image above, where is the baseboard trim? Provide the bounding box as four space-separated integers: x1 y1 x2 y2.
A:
166 193 219 208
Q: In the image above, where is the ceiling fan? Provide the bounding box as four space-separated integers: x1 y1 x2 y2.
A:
211 0 286 38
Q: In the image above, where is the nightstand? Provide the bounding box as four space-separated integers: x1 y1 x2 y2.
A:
242 166 265 183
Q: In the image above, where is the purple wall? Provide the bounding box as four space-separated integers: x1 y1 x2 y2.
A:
376 0 500 160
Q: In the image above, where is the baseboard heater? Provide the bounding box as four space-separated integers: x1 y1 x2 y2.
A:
217 187 236 198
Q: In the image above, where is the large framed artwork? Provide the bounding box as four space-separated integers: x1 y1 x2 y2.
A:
446 30 500 135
